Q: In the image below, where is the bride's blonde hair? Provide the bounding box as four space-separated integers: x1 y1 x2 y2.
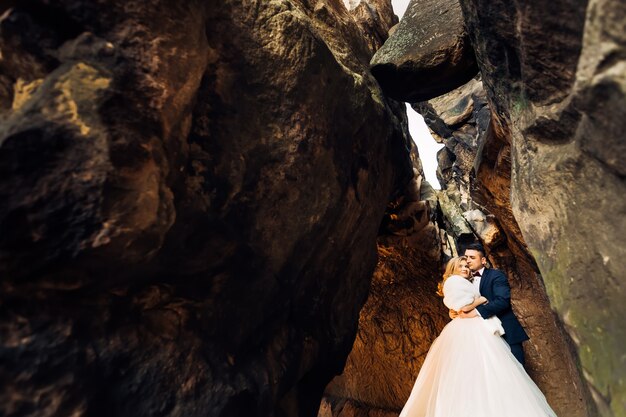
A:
436 255 468 297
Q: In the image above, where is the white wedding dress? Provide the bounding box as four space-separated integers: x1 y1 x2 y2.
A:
399 275 557 417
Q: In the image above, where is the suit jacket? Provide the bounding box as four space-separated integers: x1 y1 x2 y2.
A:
476 268 529 345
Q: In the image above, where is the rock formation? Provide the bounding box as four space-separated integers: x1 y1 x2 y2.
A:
3 0 623 415
0 1 413 416
323 147 448 415
370 0 478 101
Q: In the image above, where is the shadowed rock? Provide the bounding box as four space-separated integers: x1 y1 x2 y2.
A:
0 1 413 416
370 0 478 102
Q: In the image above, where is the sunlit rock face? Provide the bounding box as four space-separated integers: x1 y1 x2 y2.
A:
370 0 478 102
323 147 447 415
0 1 413 416
414 78 594 417
458 0 626 415
321 236 446 416
342 0 398 52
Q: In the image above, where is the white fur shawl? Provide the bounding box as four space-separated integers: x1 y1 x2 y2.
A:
443 275 505 336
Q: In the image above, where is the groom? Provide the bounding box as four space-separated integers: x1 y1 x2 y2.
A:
459 243 529 366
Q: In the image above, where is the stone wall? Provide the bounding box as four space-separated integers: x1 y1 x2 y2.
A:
0 1 412 416
324 146 448 414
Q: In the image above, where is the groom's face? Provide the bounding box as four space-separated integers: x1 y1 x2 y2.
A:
464 249 486 271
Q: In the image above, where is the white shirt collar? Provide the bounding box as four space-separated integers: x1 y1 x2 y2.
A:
473 268 484 292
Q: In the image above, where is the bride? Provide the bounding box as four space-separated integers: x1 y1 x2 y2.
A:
399 256 557 417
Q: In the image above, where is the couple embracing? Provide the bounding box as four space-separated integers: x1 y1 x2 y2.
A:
399 243 557 417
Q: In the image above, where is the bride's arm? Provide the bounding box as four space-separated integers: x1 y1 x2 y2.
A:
460 296 488 312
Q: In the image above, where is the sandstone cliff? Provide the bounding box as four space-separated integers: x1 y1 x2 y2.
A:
0 1 412 416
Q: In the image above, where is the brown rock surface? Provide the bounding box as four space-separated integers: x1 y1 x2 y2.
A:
458 0 626 415
318 396 396 417
324 149 448 413
343 0 399 52
370 0 478 101
0 1 413 416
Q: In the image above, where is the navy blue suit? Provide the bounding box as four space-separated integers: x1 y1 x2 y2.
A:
475 268 529 365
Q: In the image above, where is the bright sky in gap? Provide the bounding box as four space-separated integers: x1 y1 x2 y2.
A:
389 0 444 189
391 0 411 18
405 105 445 189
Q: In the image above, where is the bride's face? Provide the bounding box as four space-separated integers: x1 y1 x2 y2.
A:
457 261 470 278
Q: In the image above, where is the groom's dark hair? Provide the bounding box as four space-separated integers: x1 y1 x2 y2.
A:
465 242 486 257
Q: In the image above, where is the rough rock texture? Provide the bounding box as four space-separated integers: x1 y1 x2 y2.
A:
414 78 594 417
342 0 398 52
0 1 413 416
370 0 478 101
458 0 626 415
318 396 396 417
323 148 448 414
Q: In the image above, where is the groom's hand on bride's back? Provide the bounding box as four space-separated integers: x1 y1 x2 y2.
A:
458 309 478 318
449 309 478 319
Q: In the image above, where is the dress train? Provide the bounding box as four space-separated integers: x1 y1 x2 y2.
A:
399 317 557 417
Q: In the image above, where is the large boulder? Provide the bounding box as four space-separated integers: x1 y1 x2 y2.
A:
370 0 478 101
0 1 412 416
